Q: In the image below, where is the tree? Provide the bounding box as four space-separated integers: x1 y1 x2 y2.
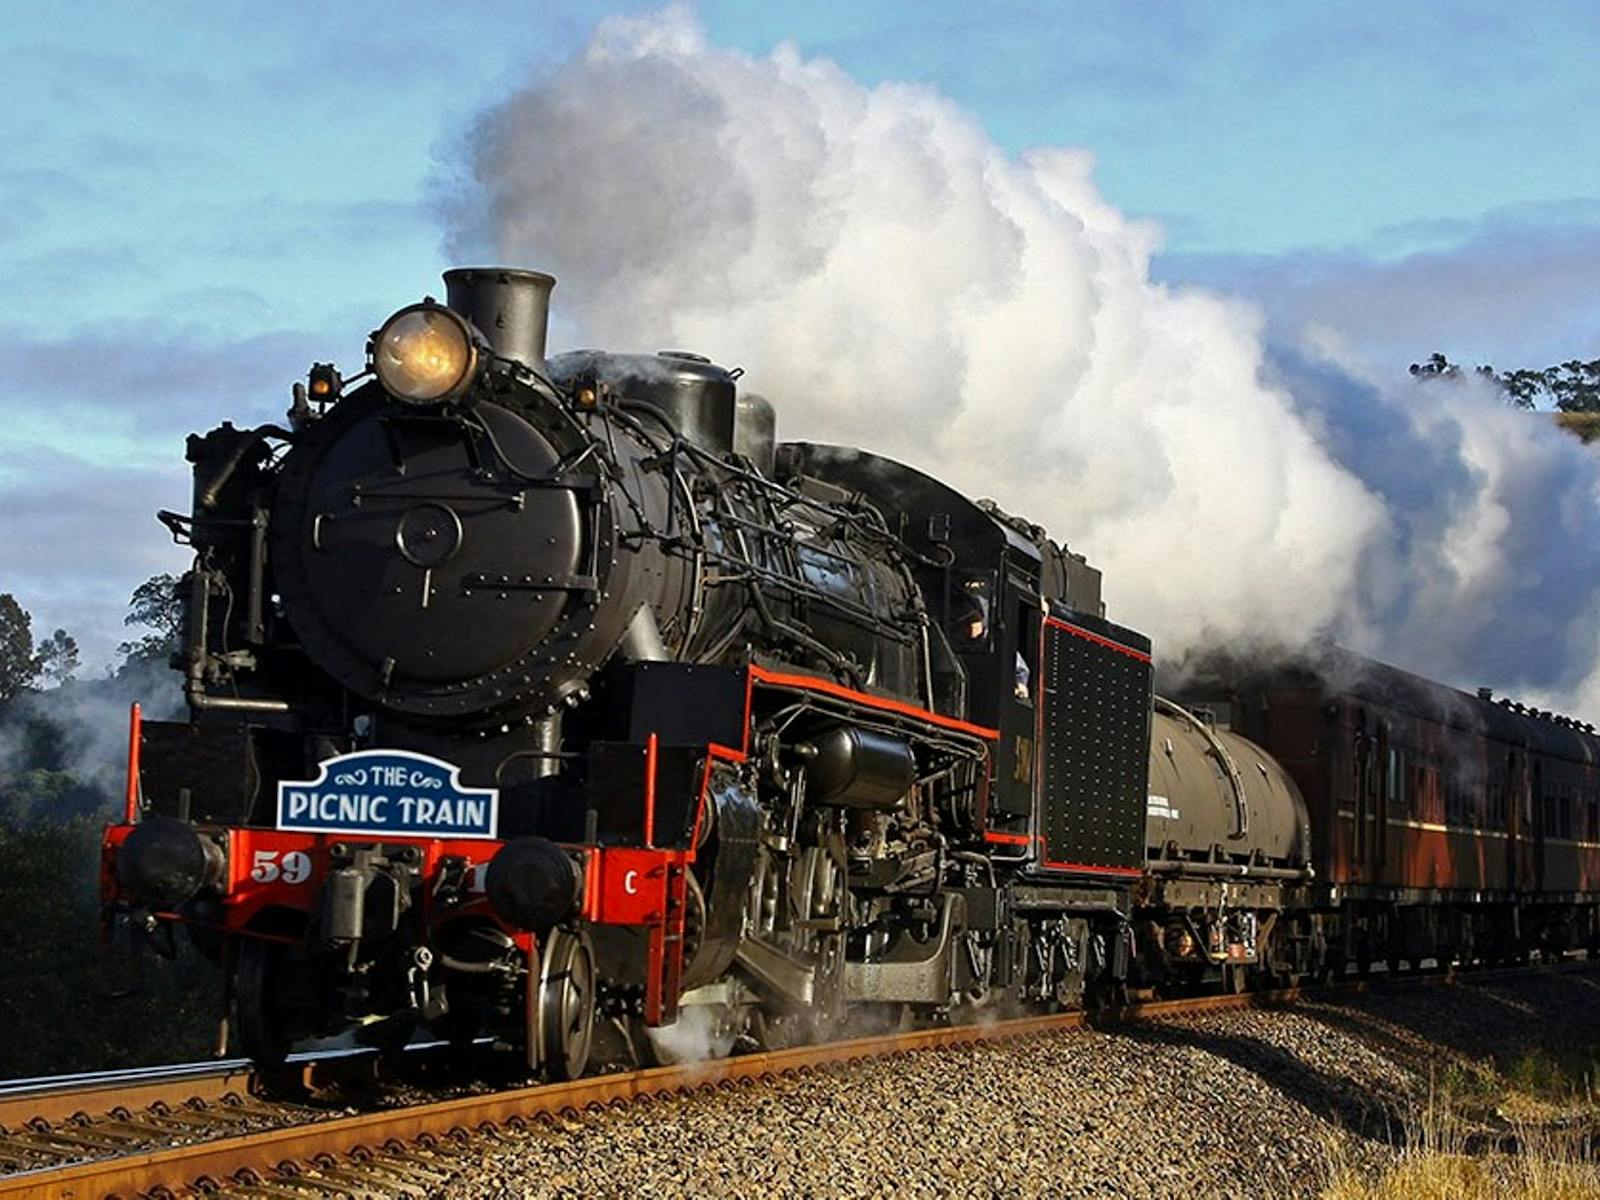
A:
117 574 184 670
36 629 80 686
127 574 184 641
1543 359 1600 413
0 593 39 701
1411 352 1600 412
1496 369 1546 410
1409 352 1463 381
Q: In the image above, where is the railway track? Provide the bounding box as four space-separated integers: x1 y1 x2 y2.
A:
0 1062 255 1134
0 1041 479 1196
3 960 1591 1199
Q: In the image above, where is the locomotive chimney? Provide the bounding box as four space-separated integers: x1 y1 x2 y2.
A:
443 267 556 368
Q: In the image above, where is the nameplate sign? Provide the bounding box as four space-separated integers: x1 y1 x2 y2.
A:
276 749 498 840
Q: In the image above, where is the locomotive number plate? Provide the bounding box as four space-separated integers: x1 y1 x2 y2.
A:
276 749 499 839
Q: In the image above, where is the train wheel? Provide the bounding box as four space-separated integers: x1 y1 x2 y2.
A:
234 937 289 1065
1223 963 1248 995
536 928 596 1081
1264 966 1298 991
1086 978 1128 1018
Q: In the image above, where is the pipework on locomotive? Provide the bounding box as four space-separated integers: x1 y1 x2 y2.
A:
101 267 1600 1077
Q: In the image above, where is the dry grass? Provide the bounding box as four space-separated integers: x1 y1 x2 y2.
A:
1555 411 1600 444
1322 1062 1600 1200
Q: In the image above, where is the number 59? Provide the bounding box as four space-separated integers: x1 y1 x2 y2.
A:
250 849 312 884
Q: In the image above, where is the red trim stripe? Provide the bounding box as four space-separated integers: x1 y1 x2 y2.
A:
747 664 999 740
1044 617 1152 665
984 827 1146 877
124 702 142 824
581 847 600 920
1040 858 1144 877
643 732 659 848
984 831 1033 846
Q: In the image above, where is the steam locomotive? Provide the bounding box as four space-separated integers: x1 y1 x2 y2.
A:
101 268 1600 1076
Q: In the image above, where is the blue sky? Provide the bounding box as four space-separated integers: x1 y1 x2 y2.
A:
2 1 1598 665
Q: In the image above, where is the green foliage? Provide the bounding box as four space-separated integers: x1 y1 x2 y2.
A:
0 767 104 827
1542 360 1600 414
127 573 184 639
1410 352 1466 381
0 579 211 1079
1436 1058 1504 1111
0 818 221 1079
117 573 184 674
1410 352 1600 413
36 628 79 686
1503 1045 1600 1105
0 593 39 701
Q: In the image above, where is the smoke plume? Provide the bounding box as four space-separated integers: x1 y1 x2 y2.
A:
441 9 1600 713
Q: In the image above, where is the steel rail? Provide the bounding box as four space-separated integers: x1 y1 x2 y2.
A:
0 1062 254 1132
2 958 1591 1198
0 1036 488 1132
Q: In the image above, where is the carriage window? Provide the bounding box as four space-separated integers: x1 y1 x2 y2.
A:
1503 753 1515 831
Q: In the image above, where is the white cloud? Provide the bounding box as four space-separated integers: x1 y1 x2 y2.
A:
1160 206 1600 375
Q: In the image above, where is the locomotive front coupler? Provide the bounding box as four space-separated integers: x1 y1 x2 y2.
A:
319 842 421 1001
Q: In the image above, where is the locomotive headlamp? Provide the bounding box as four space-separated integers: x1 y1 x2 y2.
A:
372 302 479 404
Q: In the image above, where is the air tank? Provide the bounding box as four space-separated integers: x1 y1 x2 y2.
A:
803 727 916 810
1145 698 1310 867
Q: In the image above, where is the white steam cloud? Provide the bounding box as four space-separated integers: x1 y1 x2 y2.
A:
442 9 1600 713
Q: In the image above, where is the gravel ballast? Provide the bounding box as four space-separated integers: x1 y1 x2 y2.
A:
441 969 1600 1198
